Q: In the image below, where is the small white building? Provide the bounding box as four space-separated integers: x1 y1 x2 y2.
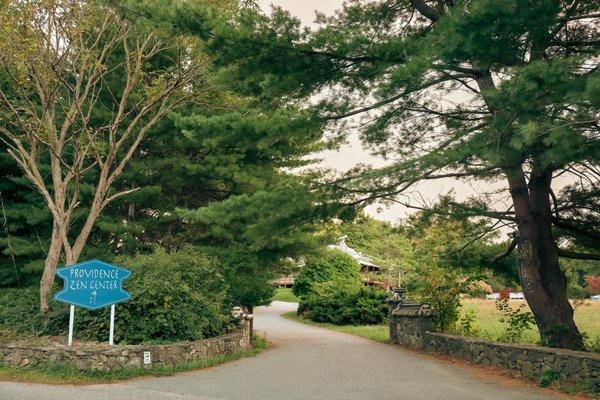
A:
328 236 382 273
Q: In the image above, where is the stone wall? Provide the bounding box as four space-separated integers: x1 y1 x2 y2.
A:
425 332 600 383
0 318 252 372
388 295 600 383
389 300 435 349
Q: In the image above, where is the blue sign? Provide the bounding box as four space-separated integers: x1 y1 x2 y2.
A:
54 259 132 310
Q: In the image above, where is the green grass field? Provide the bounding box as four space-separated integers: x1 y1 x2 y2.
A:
461 298 600 347
282 312 389 343
273 288 300 303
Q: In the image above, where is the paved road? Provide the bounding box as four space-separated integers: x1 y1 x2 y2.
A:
1 301 564 400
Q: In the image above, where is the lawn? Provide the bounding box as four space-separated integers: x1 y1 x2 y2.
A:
273 288 300 303
461 298 600 347
282 312 389 343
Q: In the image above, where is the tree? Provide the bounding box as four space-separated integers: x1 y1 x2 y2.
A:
293 249 361 297
179 178 333 306
339 215 416 273
0 140 51 288
0 0 202 311
208 0 599 349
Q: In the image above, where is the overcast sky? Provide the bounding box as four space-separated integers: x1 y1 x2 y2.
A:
255 0 516 229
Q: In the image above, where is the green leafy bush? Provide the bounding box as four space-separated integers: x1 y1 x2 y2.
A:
495 298 535 343
456 309 479 336
0 286 69 340
414 267 474 332
0 287 41 334
299 281 388 325
292 250 361 297
71 247 231 344
539 368 560 387
583 333 600 353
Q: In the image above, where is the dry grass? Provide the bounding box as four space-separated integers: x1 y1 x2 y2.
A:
461 299 600 346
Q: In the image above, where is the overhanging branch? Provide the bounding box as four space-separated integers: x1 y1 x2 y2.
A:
557 249 600 261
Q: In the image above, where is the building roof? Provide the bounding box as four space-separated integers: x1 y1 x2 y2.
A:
328 237 381 269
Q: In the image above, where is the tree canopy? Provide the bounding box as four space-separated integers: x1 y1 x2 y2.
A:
206 0 599 349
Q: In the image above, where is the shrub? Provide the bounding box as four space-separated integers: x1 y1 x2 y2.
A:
67 247 232 344
0 287 41 334
299 281 388 325
292 250 361 297
495 298 535 343
539 368 560 387
456 309 479 336
0 247 232 344
414 267 474 332
584 334 600 353
0 286 69 338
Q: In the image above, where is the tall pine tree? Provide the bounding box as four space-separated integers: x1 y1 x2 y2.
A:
207 0 599 349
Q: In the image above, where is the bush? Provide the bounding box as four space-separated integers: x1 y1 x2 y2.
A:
414 267 474 332
495 298 535 343
0 247 232 344
299 281 388 325
456 309 479 336
0 286 69 339
539 368 560 387
0 287 41 334
71 247 231 344
292 250 361 297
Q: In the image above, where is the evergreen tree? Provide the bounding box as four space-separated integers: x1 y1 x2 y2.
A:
0 1 330 313
207 0 599 349
0 142 52 288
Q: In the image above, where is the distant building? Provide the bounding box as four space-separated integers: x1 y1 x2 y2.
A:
327 236 382 273
275 237 388 290
486 291 525 300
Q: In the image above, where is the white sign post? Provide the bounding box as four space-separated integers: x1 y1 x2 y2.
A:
109 304 116 346
67 305 75 346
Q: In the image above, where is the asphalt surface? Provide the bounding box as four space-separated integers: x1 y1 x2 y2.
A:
0 301 564 400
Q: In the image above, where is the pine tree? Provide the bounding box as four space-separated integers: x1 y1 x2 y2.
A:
207 0 599 349
0 143 52 288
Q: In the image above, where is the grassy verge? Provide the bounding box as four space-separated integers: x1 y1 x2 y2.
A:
272 288 300 303
0 335 267 385
282 311 389 343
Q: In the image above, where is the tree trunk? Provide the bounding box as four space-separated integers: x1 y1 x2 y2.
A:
507 168 585 350
39 221 63 312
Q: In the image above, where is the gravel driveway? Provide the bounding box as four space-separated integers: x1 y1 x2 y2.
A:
0 301 565 399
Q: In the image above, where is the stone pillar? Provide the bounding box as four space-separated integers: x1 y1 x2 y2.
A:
232 306 254 347
388 288 405 344
388 289 436 349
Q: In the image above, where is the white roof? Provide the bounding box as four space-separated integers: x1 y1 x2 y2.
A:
328 237 381 269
